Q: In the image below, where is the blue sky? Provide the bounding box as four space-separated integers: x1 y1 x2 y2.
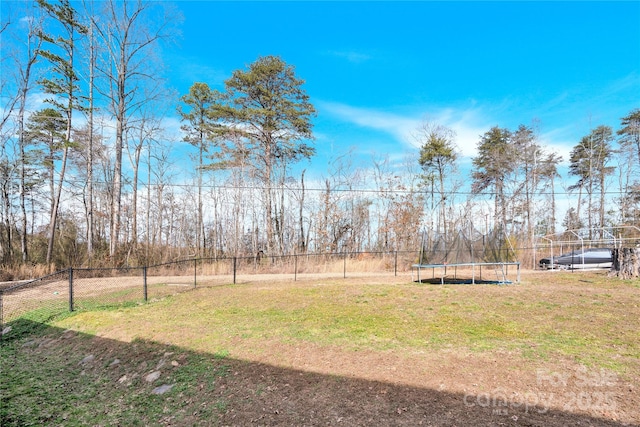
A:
166 1 640 178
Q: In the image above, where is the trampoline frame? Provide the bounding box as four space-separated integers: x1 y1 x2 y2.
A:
411 261 521 285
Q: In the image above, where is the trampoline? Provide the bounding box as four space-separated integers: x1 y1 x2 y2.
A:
411 262 521 285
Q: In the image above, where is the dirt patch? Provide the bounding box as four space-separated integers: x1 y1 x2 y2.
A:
5 322 636 426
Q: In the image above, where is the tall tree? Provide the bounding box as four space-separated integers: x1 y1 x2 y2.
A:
616 109 640 225
215 55 316 254
510 124 562 248
618 108 640 166
472 126 514 230
540 152 562 235
37 0 87 265
2 4 45 264
127 111 162 256
569 125 615 235
90 0 178 259
416 122 458 240
81 1 98 263
0 159 16 264
24 108 66 207
177 82 224 256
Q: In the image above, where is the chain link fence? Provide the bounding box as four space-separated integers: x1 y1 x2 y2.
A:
1 270 70 327
0 250 421 334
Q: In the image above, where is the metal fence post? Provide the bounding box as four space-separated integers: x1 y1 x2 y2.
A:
68 267 74 312
0 290 4 343
394 251 398 276
233 257 237 284
143 266 148 302
343 252 347 278
194 258 197 288
294 254 298 281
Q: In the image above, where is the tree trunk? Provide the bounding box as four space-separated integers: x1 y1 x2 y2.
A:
46 145 70 266
86 22 96 264
298 170 306 253
111 88 125 258
611 248 640 279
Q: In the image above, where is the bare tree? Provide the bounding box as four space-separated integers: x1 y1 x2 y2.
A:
540 152 562 235
90 0 179 259
127 108 163 256
1 4 45 264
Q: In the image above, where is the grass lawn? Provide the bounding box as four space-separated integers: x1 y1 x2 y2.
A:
2 270 638 426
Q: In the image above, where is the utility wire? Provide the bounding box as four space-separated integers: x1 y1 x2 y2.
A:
64 178 632 198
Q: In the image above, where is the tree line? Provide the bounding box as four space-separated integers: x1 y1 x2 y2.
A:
1 0 639 272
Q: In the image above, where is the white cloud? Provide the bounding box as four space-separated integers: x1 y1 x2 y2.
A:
162 115 185 143
538 127 574 166
316 100 492 160
317 100 421 145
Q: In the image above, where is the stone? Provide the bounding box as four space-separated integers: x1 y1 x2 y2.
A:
79 355 95 365
151 384 175 395
145 371 161 383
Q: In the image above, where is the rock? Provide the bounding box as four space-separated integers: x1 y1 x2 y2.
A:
79 355 95 365
171 360 180 367
109 358 121 367
151 384 174 395
145 371 161 383
2 326 12 335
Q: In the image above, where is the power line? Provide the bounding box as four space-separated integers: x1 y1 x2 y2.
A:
64 178 633 198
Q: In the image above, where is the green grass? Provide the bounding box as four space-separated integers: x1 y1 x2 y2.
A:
1 319 231 426
2 271 639 425
51 272 640 372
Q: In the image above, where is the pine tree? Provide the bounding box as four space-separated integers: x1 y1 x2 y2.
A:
569 125 615 235
214 56 316 255
472 126 514 230
37 0 87 266
417 122 458 240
